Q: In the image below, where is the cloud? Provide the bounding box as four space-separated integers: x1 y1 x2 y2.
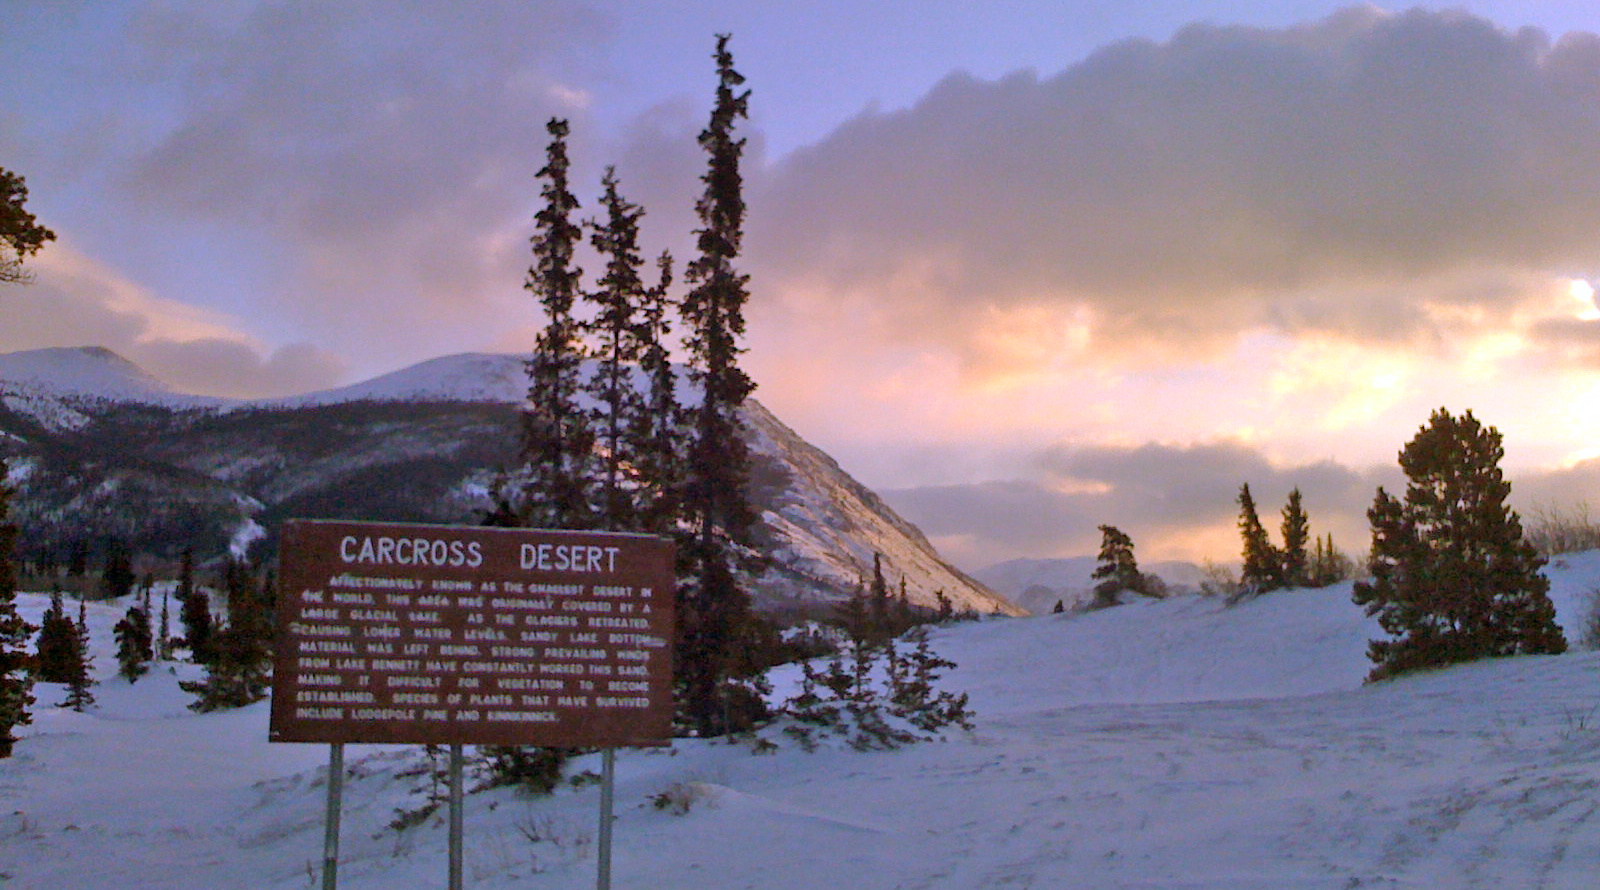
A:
2 244 346 397
885 440 1397 568
750 8 1600 371
107 0 618 361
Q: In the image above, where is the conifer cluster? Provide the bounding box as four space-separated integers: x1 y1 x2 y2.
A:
0 459 34 756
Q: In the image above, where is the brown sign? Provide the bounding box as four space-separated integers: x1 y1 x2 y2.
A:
269 520 675 747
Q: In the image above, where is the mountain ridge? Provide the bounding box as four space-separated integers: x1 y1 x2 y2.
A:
0 346 1021 616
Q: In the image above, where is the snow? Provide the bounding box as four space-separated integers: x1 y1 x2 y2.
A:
7 556 1600 888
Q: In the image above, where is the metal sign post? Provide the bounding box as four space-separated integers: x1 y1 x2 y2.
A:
449 744 464 890
322 742 343 890
598 748 616 890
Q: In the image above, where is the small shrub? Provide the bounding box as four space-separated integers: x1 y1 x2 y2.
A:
1526 503 1600 558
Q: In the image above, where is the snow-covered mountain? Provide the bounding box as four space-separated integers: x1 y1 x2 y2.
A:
976 555 1208 614
0 346 1017 616
7 549 1600 887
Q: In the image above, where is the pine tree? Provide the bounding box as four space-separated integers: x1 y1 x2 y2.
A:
113 605 154 682
1 166 56 285
0 458 34 757
1280 488 1310 588
1090 525 1143 608
1353 408 1566 681
157 583 172 660
181 560 271 710
1237 484 1282 594
518 117 595 530
676 34 765 737
176 549 215 665
33 590 78 683
585 166 651 531
634 251 684 535
61 600 94 711
101 540 136 600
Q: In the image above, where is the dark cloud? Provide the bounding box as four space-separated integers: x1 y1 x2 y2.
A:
751 8 1600 365
886 440 1398 568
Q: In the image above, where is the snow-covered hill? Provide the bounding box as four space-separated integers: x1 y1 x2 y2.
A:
6 552 1600 887
0 346 1016 615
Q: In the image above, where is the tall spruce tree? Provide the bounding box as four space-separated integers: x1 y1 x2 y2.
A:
1237 484 1282 594
1353 409 1565 680
1280 488 1310 588
676 34 766 736
0 458 33 757
519 117 595 530
585 166 651 531
634 251 684 535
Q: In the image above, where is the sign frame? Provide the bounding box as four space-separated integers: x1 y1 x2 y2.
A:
269 519 675 748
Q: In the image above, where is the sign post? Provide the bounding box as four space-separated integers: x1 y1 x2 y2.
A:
270 520 676 888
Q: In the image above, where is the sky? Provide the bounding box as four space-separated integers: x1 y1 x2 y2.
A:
7 1 1600 571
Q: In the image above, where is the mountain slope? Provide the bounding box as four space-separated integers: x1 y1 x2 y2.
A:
0 347 1017 615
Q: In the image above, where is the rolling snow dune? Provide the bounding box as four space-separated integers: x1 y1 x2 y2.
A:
4 554 1600 887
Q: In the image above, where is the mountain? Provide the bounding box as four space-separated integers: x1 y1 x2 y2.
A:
0 346 1019 616
975 555 1208 614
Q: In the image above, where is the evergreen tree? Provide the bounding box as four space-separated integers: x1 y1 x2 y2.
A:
676 34 765 736
113 605 154 682
584 166 651 531
181 560 271 710
1353 408 1566 681
1237 484 1282 594
0 458 34 757
518 117 595 530
157 583 172 660
1090 525 1143 608
1308 533 1352 587
33 590 78 682
1 166 56 285
634 251 685 535
176 549 215 665
61 600 94 711
1280 488 1310 588
101 540 136 601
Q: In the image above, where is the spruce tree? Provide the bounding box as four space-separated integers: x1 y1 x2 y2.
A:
584 166 651 531
676 34 765 736
518 117 595 530
1237 484 1282 594
101 540 136 600
113 605 154 682
1280 488 1310 588
635 251 685 535
34 590 79 682
1353 408 1566 680
61 600 94 711
181 560 271 710
176 549 215 665
1090 525 1143 608
0 458 34 757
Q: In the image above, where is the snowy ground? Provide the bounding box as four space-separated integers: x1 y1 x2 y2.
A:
6 554 1600 888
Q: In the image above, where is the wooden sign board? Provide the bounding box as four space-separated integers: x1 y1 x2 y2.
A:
269 520 675 747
